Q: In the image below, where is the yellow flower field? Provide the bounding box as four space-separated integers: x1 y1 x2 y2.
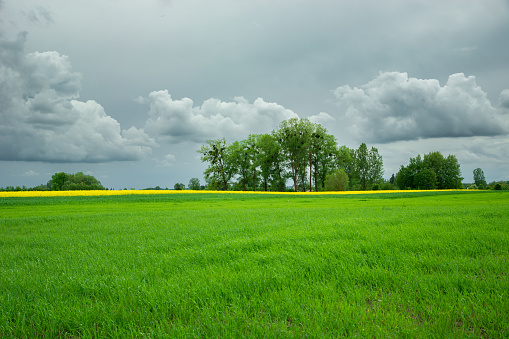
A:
0 189 464 198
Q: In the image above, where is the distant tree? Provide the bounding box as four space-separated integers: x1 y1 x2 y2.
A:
230 139 254 191
473 168 487 188
50 172 68 191
188 178 201 190
198 138 236 191
64 172 105 190
309 125 342 192
256 133 287 191
351 143 384 190
174 183 185 190
276 118 314 191
396 152 462 190
413 168 437 190
368 146 384 187
48 172 105 190
395 165 412 189
324 169 349 191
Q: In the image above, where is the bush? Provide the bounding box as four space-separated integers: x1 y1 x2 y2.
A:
324 169 349 191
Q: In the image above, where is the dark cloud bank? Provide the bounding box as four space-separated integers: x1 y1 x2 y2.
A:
0 33 155 163
1 31 508 169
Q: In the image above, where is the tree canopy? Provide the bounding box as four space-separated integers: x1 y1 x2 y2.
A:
48 172 105 191
396 152 463 190
197 119 384 191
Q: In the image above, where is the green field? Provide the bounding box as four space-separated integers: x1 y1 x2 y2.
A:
1 191 508 338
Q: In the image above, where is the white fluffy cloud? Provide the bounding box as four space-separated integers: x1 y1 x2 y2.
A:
145 90 298 143
0 33 156 163
334 72 508 143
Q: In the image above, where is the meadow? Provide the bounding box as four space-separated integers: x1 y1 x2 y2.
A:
0 191 508 338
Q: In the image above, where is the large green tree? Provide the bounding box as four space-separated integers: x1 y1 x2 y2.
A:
351 143 384 190
50 172 68 191
396 152 463 190
188 178 201 190
276 118 314 191
256 133 287 191
49 172 105 190
473 168 487 188
198 138 236 191
308 125 342 192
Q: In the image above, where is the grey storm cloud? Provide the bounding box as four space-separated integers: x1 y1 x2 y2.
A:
0 33 156 163
144 90 299 143
24 6 55 27
500 89 509 110
334 72 508 143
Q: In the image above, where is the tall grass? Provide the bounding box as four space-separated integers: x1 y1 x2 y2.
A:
1 191 508 337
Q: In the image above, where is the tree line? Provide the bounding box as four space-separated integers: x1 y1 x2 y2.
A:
198 118 384 192
197 118 474 192
0 172 106 191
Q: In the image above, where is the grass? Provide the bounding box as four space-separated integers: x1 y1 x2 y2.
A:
0 191 508 338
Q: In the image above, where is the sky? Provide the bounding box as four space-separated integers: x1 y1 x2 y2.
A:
1 0 508 189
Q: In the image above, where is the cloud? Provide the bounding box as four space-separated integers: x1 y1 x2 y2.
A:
307 112 335 126
144 90 298 143
333 72 508 143
22 170 39 176
0 32 156 163
379 135 509 182
24 6 55 27
499 89 509 111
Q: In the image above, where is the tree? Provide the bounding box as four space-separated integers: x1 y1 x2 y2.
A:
188 178 201 190
198 138 236 191
308 125 341 192
230 140 252 191
351 143 384 190
48 172 105 190
50 172 68 191
413 168 437 190
389 173 395 185
276 118 314 191
324 169 349 191
473 168 487 188
174 183 185 190
397 152 463 190
254 133 288 191
63 172 105 190
368 146 384 187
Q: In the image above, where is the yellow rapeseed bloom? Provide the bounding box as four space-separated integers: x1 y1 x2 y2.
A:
0 189 464 198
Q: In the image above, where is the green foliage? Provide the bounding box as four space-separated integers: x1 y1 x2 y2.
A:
473 168 487 188
50 172 68 190
324 169 349 191
188 178 201 190
276 118 315 191
198 138 236 191
197 119 365 192
256 133 287 191
174 183 185 190
1 191 508 337
350 143 384 190
48 172 105 190
414 168 437 189
396 152 463 190
487 181 509 190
